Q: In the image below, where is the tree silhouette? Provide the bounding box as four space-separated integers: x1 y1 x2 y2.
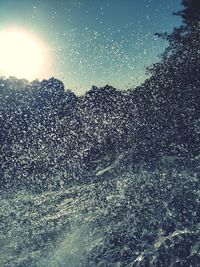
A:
175 0 200 26
147 0 200 90
138 0 200 157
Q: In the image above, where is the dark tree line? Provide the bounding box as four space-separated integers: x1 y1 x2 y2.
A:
129 0 200 157
0 0 200 191
0 77 139 190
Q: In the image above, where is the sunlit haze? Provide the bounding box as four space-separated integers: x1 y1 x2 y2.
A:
0 0 182 93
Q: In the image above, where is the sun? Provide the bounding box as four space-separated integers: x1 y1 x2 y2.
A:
0 28 48 80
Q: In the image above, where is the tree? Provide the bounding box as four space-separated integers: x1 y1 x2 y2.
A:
175 0 200 27
148 0 200 82
135 0 200 157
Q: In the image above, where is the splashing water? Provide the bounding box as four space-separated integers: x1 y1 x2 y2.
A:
1 156 200 267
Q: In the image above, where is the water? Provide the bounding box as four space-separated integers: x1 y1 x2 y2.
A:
0 178 123 267
1 157 200 267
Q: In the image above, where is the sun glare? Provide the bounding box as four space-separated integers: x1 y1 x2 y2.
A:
0 28 49 80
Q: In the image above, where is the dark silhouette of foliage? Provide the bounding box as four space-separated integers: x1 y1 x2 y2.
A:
0 77 139 190
130 0 200 159
0 1 200 192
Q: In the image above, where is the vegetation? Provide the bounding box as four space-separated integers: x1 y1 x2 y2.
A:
0 0 199 192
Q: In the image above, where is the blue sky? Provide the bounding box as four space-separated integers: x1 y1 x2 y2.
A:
0 0 182 94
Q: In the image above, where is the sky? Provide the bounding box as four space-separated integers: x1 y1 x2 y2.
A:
0 0 182 95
